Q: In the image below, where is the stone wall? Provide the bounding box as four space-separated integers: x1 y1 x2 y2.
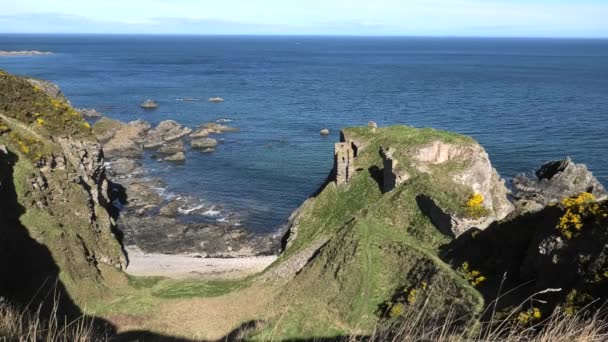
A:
334 142 355 185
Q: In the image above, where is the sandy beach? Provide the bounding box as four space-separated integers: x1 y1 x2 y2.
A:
124 246 277 280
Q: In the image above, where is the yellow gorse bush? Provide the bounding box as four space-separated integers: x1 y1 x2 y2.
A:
557 192 607 239
387 282 429 318
517 307 542 325
466 193 484 207
464 193 488 219
459 262 486 287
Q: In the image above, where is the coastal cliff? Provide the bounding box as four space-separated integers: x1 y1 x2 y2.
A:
0 70 125 305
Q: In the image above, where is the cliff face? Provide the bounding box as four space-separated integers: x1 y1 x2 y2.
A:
0 70 125 304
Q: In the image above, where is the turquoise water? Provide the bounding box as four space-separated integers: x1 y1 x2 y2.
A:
1 35 607 233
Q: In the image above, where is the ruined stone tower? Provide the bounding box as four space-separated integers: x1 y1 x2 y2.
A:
334 142 355 185
380 146 410 192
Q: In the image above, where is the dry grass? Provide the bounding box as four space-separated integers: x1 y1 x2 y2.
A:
351 303 608 342
0 298 104 342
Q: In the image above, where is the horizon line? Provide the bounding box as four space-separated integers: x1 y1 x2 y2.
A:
1 32 608 40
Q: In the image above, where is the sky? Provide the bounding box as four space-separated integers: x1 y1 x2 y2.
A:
1 0 607 37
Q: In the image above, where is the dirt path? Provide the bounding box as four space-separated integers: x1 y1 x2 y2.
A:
124 246 277 280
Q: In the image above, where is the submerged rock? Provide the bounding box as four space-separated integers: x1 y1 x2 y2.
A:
513 157 607 211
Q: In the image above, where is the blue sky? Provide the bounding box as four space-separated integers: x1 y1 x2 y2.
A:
1 0 607 37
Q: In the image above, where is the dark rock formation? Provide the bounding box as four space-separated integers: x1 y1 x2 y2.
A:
513 157 607 212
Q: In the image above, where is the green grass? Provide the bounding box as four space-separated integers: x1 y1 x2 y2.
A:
151 278 250 299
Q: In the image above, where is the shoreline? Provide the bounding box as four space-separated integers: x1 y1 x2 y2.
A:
124 246 277 280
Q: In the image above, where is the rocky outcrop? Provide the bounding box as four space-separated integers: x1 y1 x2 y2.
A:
143 120 192 148
413 141 513 236
513 157 607 212
157 140 185 155
94 119 150 159
163 152 185 162
25 78 64 99
191 138 218 149
77 108 102 118
140 99 158 109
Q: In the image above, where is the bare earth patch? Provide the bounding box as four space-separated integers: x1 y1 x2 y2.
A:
125 246 277 280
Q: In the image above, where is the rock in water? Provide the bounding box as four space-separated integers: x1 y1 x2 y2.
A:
77 108 102 118
191 138 218 149
208 97 224 103
164 152 186 162
94 119 151 159
143 120 192 148
320 128 330 136
513 156 607 211
140 99 158 109
157 140 185 154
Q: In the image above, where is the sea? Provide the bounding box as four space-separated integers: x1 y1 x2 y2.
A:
1 35 607 234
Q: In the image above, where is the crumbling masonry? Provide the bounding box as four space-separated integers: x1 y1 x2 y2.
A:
334 141 356 185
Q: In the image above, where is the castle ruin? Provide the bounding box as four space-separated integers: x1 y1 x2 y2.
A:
334 141 356 185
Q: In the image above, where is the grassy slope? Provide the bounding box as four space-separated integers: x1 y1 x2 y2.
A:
254 126 485 339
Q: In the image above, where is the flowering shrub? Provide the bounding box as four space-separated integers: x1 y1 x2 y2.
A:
459 262 486 287
517 307 542 325
557 192 607 239
385 282 429 318
464 193 488 219
36 118 45 126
